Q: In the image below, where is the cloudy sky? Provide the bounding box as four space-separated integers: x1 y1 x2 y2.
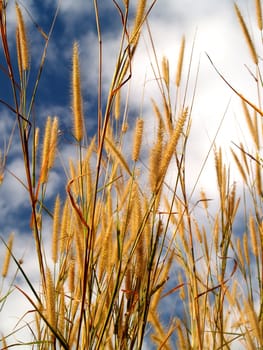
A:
0 0 260 347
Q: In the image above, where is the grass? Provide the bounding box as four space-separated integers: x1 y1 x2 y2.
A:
0 0 262 349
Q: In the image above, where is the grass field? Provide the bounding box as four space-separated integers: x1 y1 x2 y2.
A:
0 0 262 349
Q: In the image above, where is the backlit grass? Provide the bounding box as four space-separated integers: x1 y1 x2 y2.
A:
0 1 262 349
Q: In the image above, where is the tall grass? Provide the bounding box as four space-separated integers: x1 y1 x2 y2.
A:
0 0 262 349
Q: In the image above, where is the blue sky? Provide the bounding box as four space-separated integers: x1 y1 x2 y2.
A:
0 0 260 348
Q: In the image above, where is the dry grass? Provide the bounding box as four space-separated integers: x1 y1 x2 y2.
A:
0 1 262 349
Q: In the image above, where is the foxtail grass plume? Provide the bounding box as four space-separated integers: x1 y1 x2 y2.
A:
59 199 70 254
158 108 188 183
40 116 58 184
132 117 144 161
16 28 22 80
40 116 52 184
2 232 14 278
72 42 84 142
176 36 185 87
48 117 59 169
231 148 248 185
242 101 259 148
114 89 121 120
249 215 259 257
255 0 263 31
234 3 258 64
52 195 60 263
58 287 65 334
34 127 40 155
68 257 75 294
149 119 164 191
15 3 29 71
162 56 170 89
243 234 250 265
130 0 147 44
45 268 56 329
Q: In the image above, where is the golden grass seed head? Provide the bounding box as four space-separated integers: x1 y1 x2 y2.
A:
122 121 129 133
99 222 113 281
2 232 14 278
228 182 239 219
214 147 223 189
176 35 185 87
255 0 263 30
60 199 70 253
162 56 170 88
158 108 188 183
176 319 188 349
239 142 250 175
114 89 121 120
45 267 56 329
234 3 258 64
178 272 185 300
34 127 40 154
249 215 259 257
149 140 162 192
149 311 166 346
52 195 60 263
131 186 146 279
16 28 22 80
193 219 202 244
72 41 84 142
231 148 248 185
243 233 250 265
68 257 75 294
242 100 259 148
132 117 144 162
48 117 59 169
213 214 219 252
58 287 65 335
130 0 147 44
15 3 29 70
40 116 52 184
163 99 173 135
236 237 245 269
105 137 132 176
200 189 208 210
244 301 261 341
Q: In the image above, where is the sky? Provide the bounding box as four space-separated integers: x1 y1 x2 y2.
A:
0 0 260 348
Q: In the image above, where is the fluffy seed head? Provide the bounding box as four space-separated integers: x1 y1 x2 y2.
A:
234 3 258 64
48 117 59 169
162 56 170 88
46 268 56 329
176 36 185 87
72 42 84 141
158 108 188 183
130 0 146 44
15 3 29 70
2 232 14 278
132 117 144 162
52 195 60 263
255 0 263 30
40 116 52 184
